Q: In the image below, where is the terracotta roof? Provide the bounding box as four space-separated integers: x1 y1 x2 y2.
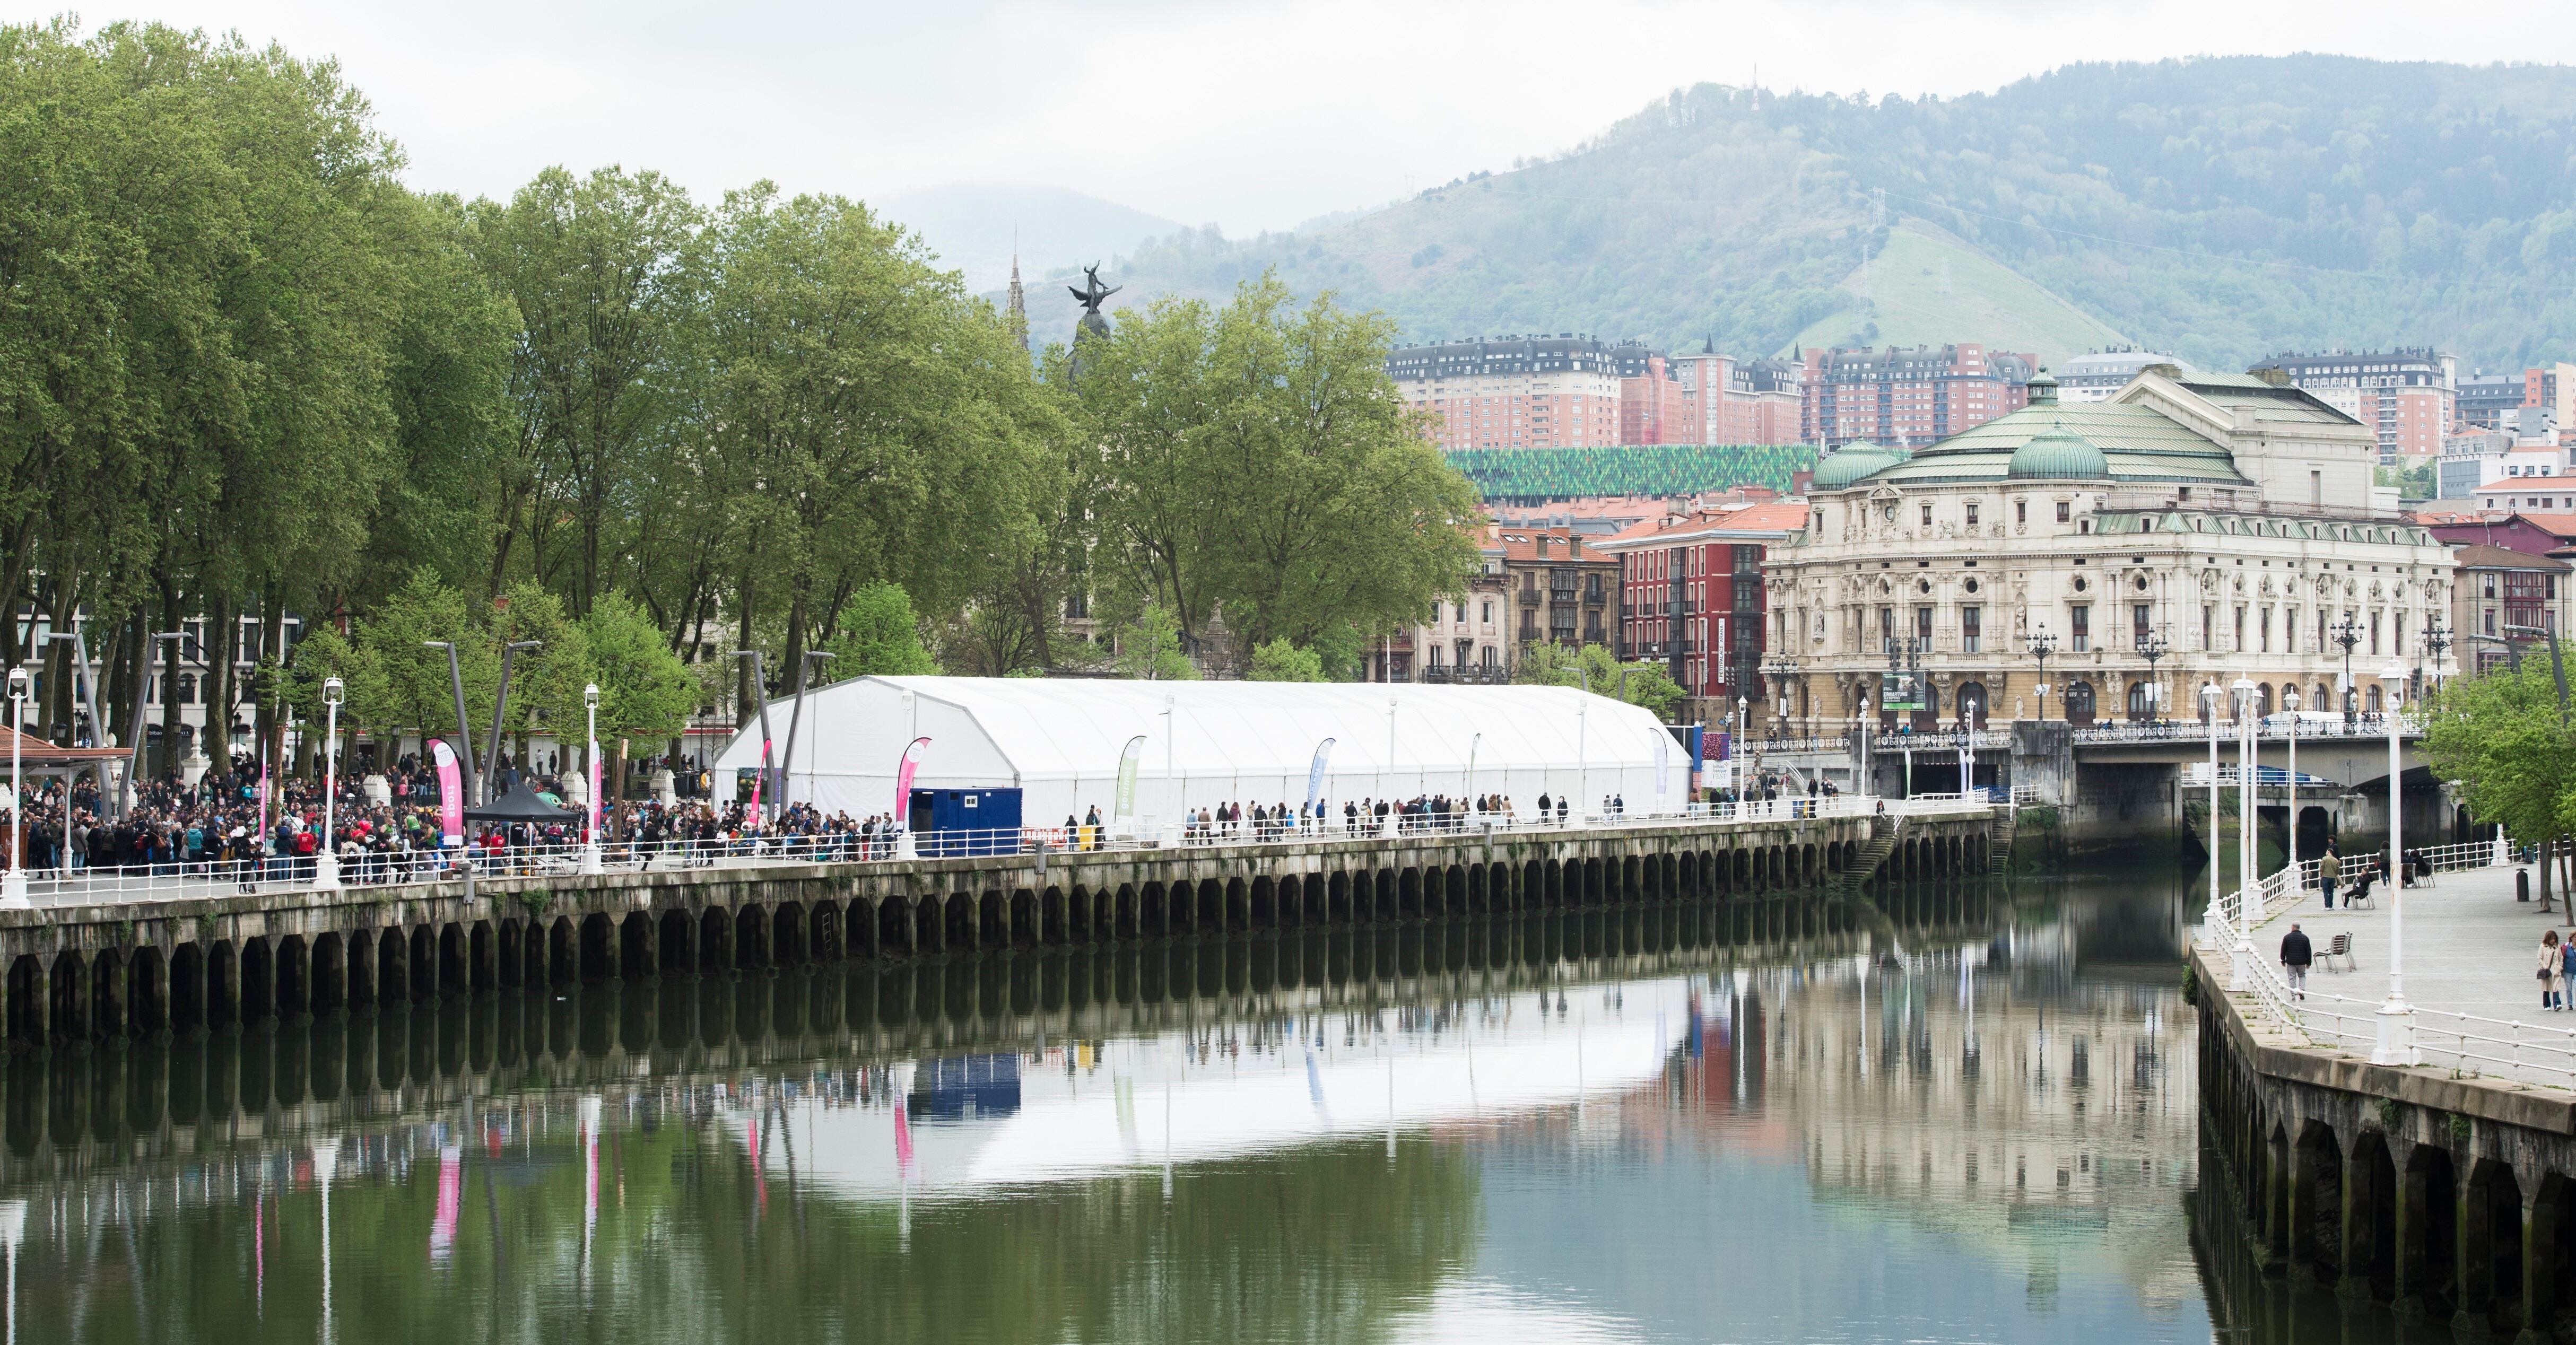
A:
1484 524 1615 564
2512 512 2576 538
1594 501 1811 550
2453 542 2571 571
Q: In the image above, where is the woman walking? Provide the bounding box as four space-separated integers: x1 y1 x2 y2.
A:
2541 930 2565 1012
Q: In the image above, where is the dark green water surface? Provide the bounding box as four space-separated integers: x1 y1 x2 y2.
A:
0 860 2384 1342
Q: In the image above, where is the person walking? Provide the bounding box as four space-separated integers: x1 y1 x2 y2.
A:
2317 843 2341 910
2279 922 2313 1000
2543 930 2566 1012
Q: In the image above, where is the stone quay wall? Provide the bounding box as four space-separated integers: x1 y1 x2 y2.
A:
0 807 1997 1050
2194 942 2576 1339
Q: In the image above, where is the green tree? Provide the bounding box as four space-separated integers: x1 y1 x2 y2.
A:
1249 638 1326 682
1067 274 1482 655
1511 643 1686 720
1110 605 1197 680
351 568 498 753
824 582 939 678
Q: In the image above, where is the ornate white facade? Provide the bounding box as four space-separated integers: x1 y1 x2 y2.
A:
1765 368 2458 730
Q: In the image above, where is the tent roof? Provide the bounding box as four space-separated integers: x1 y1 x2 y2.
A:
465 783 576 823
721 675 1674 781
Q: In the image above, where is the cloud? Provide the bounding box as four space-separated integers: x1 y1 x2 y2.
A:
20 0 2576 232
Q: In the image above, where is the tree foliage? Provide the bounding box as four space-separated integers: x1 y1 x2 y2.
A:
2421 662 2574 849
1510 642 1686 720
0 19 1489 772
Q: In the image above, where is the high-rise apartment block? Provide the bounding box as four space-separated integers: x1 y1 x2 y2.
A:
1799 344 2037 448
2246 349 2454 464
1387 336 1623 450
1391 336 1808 449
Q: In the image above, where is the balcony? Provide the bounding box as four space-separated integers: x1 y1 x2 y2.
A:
1582 588 1607 606
1517 588 1542 605
1548 587 1578 604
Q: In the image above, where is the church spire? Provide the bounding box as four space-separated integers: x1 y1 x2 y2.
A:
1006 231 1029 354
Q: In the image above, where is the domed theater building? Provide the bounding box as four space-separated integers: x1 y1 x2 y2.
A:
1763 365 2457 732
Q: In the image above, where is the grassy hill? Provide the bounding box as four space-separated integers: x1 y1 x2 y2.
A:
1787 222 2129 364
1447 445 1818 504
1093 56 2576 372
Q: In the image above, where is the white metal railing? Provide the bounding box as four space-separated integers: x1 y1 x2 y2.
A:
2197 842 2576 1087
2075 714 2417 745
2288 990 2576 1089
1870 729 2013 752
8 793 1997 909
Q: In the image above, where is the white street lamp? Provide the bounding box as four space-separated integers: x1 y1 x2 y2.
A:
3 667 28 908
2201 682 2247 988
2233 676 2257 926
1736 696 1750 817
2282 687 2301 888
2374 660 2418 1066
316 676 345 889
582 683 603 876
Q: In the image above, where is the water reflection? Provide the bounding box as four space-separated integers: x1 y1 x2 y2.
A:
0 867 2308 1342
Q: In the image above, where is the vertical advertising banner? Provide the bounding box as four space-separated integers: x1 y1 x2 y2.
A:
895 737 932 822
1114 735 1145 819
1304 738 1336 814
430 739 464 845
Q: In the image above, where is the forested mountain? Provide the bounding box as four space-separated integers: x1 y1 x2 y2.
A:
1085 56 2576 371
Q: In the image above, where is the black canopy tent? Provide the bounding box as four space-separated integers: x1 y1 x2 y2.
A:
463 784 577 825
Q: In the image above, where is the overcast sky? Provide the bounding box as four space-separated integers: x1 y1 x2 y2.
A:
16 1 2576 233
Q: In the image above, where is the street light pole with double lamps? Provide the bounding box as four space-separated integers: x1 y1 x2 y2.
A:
582 683 603 876
316 676 345 889
3 667 28 908
2373 660 2419 1065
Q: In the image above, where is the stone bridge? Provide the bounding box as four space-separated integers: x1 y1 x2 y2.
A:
0 807 1998 1048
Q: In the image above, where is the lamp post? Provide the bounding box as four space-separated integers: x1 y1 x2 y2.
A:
2424 622 2452 699
121 631 184 817
2026 626 2058 723
316 676 345 889
582 683 603 876
1734 695 1750 814
2374 659 2418 1066
2332 614 2363 729
2137 632 2170 724
2282 686 2301 883
421 641 478 807
2233 676 2257 926
4 667 27 907
487 640 543 805
2202 681 2244 985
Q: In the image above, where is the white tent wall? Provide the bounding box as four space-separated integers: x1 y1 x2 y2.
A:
709 677 1690 829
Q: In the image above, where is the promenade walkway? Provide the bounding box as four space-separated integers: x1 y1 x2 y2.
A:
2229 855 2576 1090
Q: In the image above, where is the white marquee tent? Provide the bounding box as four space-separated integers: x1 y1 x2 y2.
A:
707 676 1688 828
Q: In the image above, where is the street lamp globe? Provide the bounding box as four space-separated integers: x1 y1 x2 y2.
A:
6 667 24 703
585 683 601 711
322 675 344 708
2283 687 2299 712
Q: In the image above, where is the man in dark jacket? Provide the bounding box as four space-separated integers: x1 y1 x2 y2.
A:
2280 923 2313 999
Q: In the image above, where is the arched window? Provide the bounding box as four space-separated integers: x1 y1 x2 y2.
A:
1957 682 1989 729
2127 680 2154 721
2064 679 2096 727
175 672 196 705
2365 684 2383 713
2313 682 2334 716
2255 683 2273 719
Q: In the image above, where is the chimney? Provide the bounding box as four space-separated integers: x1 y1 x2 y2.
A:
1569 534 1583 556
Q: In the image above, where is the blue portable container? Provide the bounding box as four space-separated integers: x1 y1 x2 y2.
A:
907 787 1023 855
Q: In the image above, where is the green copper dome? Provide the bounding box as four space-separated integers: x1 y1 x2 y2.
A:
2006 424 2109 481
1812 442 1900 490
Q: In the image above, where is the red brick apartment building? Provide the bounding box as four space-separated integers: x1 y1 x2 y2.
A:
1595 501 1810 726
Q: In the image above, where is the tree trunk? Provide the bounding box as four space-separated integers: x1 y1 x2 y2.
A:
159 573 184 778
735 556 759 723
208 591 236 770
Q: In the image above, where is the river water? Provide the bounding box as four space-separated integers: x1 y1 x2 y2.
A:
0 859 2383 1342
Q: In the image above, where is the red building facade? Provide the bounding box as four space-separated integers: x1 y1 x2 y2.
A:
1596 502 1809 727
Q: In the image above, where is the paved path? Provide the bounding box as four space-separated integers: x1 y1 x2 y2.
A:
2248 862 2576 1088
